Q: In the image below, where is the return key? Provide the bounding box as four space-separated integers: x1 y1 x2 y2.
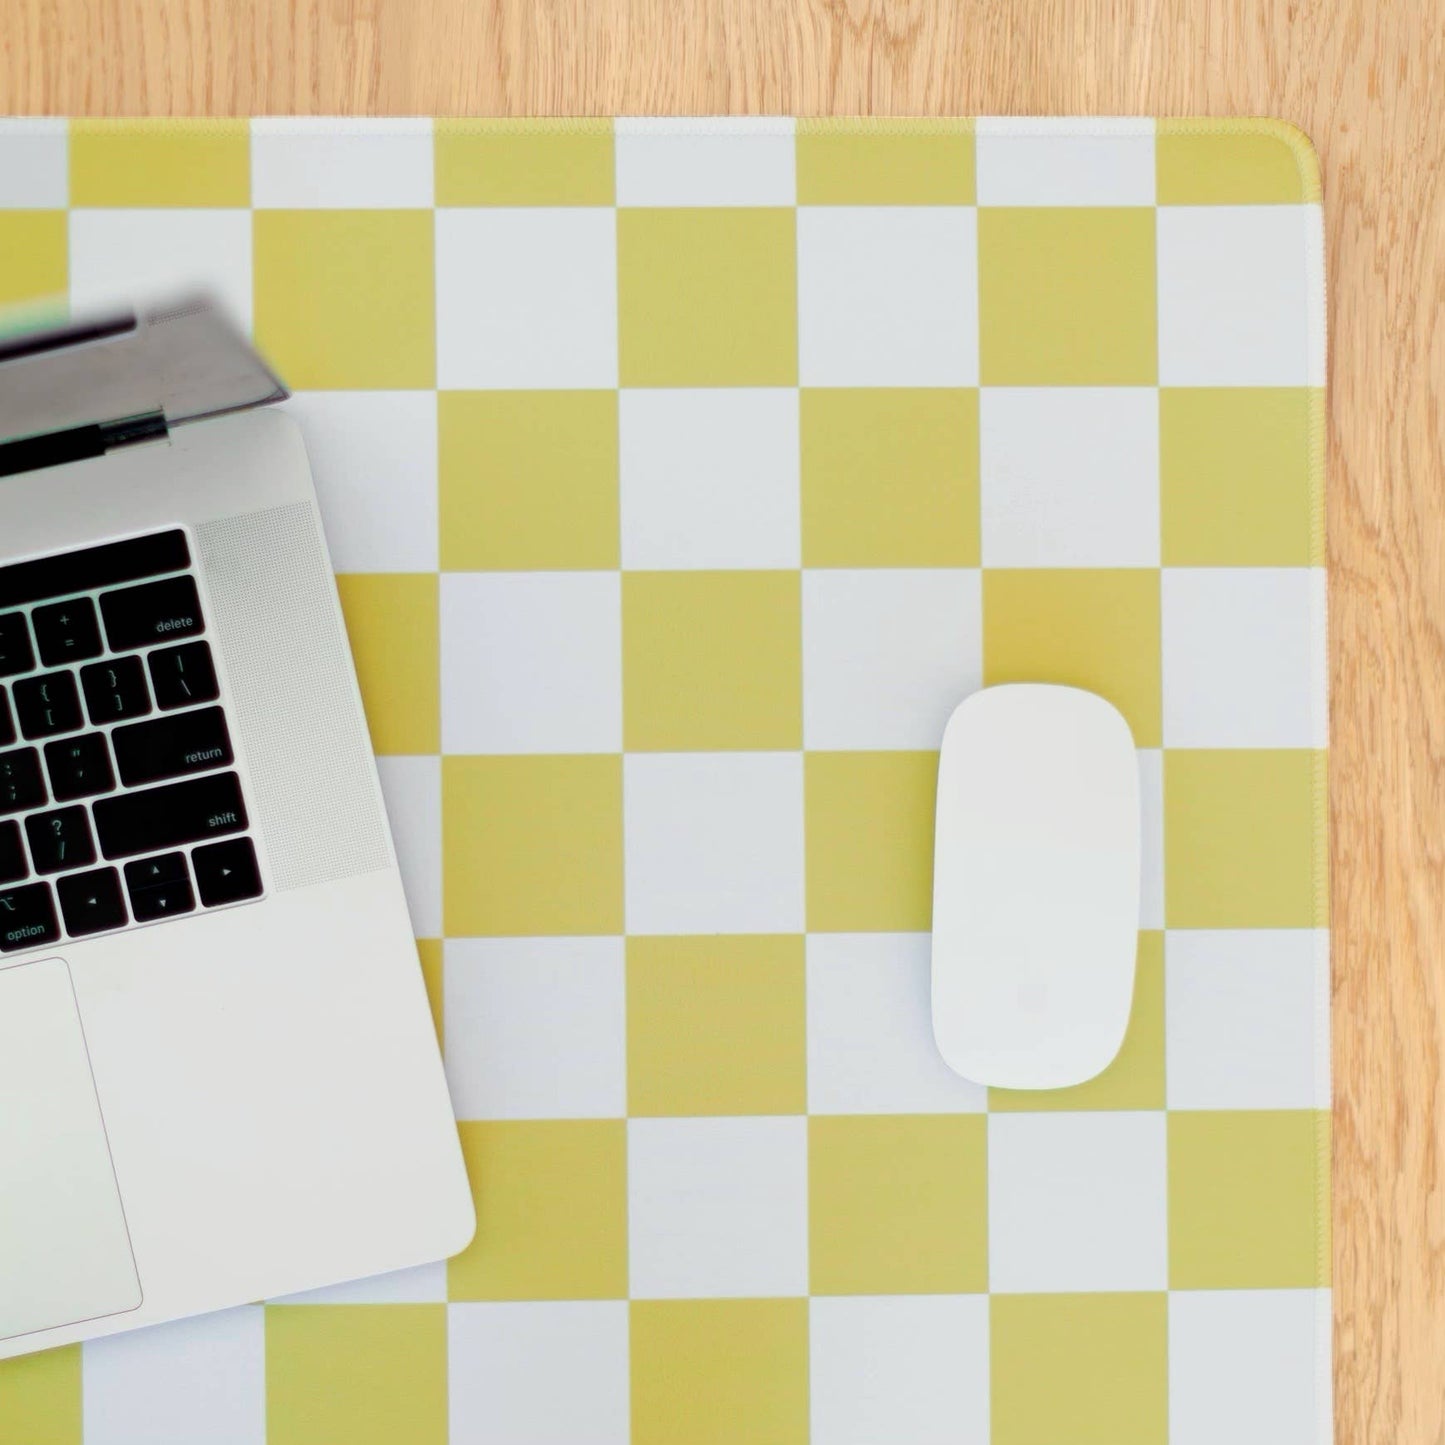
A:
112 706 233 787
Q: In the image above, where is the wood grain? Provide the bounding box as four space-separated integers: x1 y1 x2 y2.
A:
3 1 1441 1440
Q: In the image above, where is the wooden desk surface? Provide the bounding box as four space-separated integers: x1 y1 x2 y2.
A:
4 3 1440 1440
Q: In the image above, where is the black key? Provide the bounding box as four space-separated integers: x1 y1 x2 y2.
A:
0 820 26 883
193 836 262 907
0 882 59 952
0 747 45 814
57 867 127 937
81 655 151 725
0 687 13 747
101 575 204 653
124 850 196 920
25 807 97 875
128 874 196 922
0 530 190 611
124 852 188 891
94 771 247 859
45 733 115 802
32 597 103 666
13 671 83 738
112 706 232 788
0 612 34 678
149 641 219 710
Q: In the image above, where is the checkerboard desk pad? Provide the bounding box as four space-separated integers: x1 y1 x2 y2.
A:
0 117 1330 1445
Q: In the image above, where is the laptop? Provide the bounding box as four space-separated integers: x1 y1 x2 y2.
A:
0 299 473 1361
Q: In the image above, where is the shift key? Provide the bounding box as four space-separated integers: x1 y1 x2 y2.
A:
94 772 247 859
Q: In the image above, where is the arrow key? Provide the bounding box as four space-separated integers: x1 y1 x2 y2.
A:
193 837 261 908
58 867 127 937
124 851 188 892
128 874 196 923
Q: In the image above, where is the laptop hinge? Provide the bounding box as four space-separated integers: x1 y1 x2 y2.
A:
0 411 169 481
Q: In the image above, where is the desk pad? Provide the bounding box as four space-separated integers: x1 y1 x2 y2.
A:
0 116 1330 1445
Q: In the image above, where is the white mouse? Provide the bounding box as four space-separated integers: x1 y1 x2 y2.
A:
930 684 1140 1090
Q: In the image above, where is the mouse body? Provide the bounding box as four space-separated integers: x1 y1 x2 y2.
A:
930 684 1140 1090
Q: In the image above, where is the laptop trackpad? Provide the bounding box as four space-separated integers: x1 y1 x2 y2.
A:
0 958 141 1342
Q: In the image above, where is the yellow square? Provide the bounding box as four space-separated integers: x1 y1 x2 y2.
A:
417 937 443 1051
254 211 435 389
266 1304 446 1445
70 119 249 207
0 212 66 307
990 932 1164 1111
448 1120 628 1300
983 569 1162 746
1161 388 1324 565
797 121 975 204
0 1346 80 1445
436 119 614 205
809 1114 987 1293
439 391 618 570
1157 120 1320 204
1168 1110 1330 1288
443 755 623 936
627 935 805 1115
805 751 937 931
1165 750 1327 927
631 1299 808 1445
978 208 1157 385
618 209 797 386
623 571 801 750
801 389 979 567
334 573 438 755
991 1294 1167 1445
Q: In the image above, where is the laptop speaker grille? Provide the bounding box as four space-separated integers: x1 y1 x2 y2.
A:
197 502 391 893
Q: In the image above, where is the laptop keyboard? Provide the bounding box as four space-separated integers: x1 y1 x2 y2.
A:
0 529 262 952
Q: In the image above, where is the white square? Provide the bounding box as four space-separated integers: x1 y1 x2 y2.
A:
251 118 434 207
1158 206 1321 385
975 121 1155 206
443 937 626 1120
82 1305 264 1445
1169 1289 1330 1445
620 389 800 569
272 1260 447 1304
1138 749 1164 930
436 209 618 389
1162 568 1327 747
987 1112 1167 1292
798 207 979 386
441 572 621 754
810 1296 989 1445
449 1301 629 1445
623 753 804 934
802 569 981 748
375 755 441 938
616 118 796 206
0 118 67 207
69 209 253 330
1166 930 1330 1110
806 934 986 1114
979 388 1160 566
628 1116 808 1298
291 391 438 572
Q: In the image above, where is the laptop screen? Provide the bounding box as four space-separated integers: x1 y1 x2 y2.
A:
0 297 286 447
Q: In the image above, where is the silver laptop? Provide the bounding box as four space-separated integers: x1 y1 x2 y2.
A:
0 299 473 1361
